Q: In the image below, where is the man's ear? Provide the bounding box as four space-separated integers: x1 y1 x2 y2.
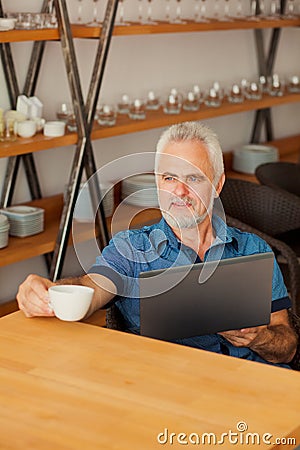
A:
214 173 225 198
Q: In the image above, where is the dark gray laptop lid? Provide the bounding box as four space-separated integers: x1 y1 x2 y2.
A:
139 252 273 340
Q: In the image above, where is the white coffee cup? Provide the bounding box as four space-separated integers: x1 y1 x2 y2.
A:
17 120 37 138
48 285 94 321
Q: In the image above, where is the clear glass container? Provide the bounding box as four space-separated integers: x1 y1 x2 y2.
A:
182 92 200 111
163 94 182 114
192 85 204 104
287 75 300 93
228 84 244 104
117 94 130 114
268 74 284 97
212 81 224 100
259 75 269 94
204 88 222 107
97 105 117 126
244 82 262 100
146 91 160 110
128 99 146 120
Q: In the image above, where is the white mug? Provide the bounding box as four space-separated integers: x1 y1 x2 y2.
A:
48 285 94 321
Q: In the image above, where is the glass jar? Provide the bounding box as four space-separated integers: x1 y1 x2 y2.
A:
287 75 300 93
146 91 160 110
163 94 182 114
128 99 146 120
245 82 262 100
204 88 222 107
117 94 131 114
97 105 117 126
182 92 200 111
228 84 244 104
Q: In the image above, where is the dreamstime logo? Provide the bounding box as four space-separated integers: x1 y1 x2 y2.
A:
72 152 227 299
157 422 297 446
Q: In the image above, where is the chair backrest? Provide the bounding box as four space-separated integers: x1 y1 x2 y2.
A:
255 162 300 197
220 178 300 236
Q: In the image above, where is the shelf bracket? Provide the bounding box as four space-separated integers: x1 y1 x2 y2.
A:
251 0 287 143
49 0 119 281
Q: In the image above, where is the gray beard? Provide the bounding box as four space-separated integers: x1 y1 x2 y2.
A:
161 209 209 229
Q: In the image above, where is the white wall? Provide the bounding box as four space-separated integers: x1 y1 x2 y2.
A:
0 0 300 302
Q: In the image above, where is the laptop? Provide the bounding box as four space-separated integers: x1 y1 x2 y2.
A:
139 252 273 340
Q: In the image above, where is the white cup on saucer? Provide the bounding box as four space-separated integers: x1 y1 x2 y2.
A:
48 285 94 321
17 120 37 138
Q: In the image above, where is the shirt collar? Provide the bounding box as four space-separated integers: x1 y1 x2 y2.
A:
153 215 239 252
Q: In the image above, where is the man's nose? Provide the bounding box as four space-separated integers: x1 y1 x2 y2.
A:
173 180 189 196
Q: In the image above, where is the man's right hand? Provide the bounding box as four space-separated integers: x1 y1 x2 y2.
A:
17 274 56 318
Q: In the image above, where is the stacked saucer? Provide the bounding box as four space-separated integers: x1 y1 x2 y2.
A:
0 206 44 237
0 214 9 249
122 174 158 207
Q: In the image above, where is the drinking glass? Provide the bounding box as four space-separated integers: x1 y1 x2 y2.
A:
116 0 130 26
194 0 209 22
77 0 83 24
284 0 297 18
144 0 157 25
172 0 186 24
87 0 101 26
257 0 267 18
165 0 171 22
267 0 281 19
138 0 143 23
235 0 245 18
213 0 220 20
219 0 233 21
247 0 260 21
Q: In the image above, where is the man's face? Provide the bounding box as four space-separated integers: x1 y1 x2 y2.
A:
156 140 221 229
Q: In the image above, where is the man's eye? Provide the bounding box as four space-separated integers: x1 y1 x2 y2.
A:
187 176 200 183
163 176 175 182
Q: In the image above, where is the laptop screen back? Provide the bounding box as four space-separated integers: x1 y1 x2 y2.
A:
139 253 273 340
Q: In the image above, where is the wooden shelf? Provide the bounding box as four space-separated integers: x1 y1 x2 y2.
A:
73 18 300 38
91 93 300 140
0 194 161 267
0 131 77 158
1 18 300 43
1 93 300 157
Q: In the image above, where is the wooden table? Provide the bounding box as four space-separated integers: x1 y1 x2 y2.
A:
1 312 299 450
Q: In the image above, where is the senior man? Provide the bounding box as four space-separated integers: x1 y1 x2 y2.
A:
17 121 297 368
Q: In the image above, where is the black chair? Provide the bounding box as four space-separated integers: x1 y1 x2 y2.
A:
255 162 300 197
220 178 300 307
255 161 300 257
221 178 300 370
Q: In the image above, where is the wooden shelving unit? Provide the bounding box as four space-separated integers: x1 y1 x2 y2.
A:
1 18 300 43
0 4 299 300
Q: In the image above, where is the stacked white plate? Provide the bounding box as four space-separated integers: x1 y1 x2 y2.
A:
122 174 158 207
0 206 44 238
71 182 114 222
0 214 9 249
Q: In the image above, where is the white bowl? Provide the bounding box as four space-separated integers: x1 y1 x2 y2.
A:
44 121 66 137
17 120 37 138
0 18 17 29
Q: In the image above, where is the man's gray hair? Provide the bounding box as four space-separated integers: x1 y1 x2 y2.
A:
155 121 224 184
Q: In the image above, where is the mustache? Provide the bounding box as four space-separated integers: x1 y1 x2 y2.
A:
169 196 196 208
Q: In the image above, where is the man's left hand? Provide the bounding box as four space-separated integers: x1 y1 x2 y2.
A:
218 326 267 347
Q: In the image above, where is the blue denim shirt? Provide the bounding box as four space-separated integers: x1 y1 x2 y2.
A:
89 216 291 367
